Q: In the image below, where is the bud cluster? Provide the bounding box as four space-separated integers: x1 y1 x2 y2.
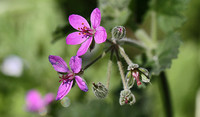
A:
119 89 136 105
126 64 150 89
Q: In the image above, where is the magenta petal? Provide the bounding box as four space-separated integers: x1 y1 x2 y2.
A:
77 37 93 56
56 80 73 100
66 32 87 45
90 8 101 29
69 56 82 73
69 14 90 30
75 76 88 92
44 93 54 106
94 26 107 44
49 55 70 73
26 90 44 112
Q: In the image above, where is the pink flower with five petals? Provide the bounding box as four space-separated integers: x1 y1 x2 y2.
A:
66 8 107 56
49 55 88 100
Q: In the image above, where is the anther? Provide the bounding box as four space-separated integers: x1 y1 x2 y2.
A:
82 23 84 25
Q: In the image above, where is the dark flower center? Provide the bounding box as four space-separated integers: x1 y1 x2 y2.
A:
78 23 95 38
59 72 74 84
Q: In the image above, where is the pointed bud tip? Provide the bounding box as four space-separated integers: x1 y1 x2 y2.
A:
111 26 126 39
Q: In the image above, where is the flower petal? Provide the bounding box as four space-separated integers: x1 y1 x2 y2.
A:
44 93 54 106
94 26 107 44
69 56 82 73
69 14 90 30
75 76 88 92
26 90 44 112
90 8 101 29
77 37 93 56
66 32 87 45
56 80 73 100
49 55 70 73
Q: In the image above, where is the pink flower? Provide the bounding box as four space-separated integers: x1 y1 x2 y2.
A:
26 90 54 113
49 55 88 100
66 8 107 56
132 71 142 86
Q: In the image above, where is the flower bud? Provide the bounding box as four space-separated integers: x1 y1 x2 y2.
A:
138 67 149 76
111 26 126 39
127 63 139 71
125 71 135 89
119 90 136 105
92 82 108 99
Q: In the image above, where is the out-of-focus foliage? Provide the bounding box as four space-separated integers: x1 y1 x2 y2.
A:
150 0 188 33
98 0 131 32
151 33 181 75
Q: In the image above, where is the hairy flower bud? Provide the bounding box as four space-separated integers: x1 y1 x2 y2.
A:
125 71 135 89
92 82 108 99
119 90 136 105
111 26 126 39
127 63 139 71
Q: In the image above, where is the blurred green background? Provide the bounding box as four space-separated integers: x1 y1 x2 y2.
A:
0 0 200 117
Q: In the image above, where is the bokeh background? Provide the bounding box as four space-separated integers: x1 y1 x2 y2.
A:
0 0 200 117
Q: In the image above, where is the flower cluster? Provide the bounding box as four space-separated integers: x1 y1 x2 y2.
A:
48 8 150 106
49 8 107 100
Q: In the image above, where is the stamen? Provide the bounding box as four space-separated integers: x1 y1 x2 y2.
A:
79 33 81 35
78 28 80 30
83 33 86 35
82 23 84 25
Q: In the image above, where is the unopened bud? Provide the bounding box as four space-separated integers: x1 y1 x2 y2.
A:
92 82 108 99
111 26 126 39
125 71 135 89
127 63 139 71
119 90 136 105
138 67 149 76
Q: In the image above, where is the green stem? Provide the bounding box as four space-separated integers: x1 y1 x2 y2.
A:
118 46 133 65
115 49 128 90
159 72 173 117
117 38 146 50
82 46 113 71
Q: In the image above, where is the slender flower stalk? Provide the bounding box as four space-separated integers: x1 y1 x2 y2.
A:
117 38 146 50
118 46 133 65
106 59 112 89
117 61 128 90
82 45 113 71
115 49 128 90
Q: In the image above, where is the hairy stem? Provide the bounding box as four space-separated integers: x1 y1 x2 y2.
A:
115 49 128 90
117 38 146 50
119 46 133 65
106 60 112 89
159 72 173 117
83 46 113 71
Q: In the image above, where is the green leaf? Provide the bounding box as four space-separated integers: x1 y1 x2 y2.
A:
98 0 131 31
150 0 189 33
151 33 182 75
